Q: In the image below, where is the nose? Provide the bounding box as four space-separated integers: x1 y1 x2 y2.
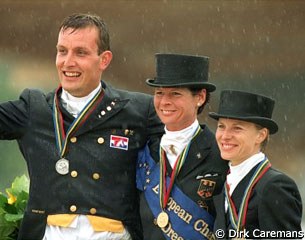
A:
63 52 76 67
221 129 232 140
159 94 172 105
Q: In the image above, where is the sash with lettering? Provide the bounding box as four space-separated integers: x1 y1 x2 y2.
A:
137 144 215 240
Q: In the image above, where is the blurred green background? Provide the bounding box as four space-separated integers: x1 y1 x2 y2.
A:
0 0 304 225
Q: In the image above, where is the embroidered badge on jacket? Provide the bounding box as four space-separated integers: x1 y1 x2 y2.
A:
197 179 216 199
110 135 129 150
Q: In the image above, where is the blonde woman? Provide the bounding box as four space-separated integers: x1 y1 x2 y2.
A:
209 90 302 239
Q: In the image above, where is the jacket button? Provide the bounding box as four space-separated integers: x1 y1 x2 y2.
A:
71 171 78 178
90 208 97 215
70 137 77 143
97 137 104 144
92 173 100 180
70 205 77 212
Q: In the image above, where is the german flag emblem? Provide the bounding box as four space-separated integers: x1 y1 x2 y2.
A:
197 179 216 199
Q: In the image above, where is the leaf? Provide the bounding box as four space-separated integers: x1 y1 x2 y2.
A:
0 175 29 238
15 191 29 214
0 194 7 209
3 203 17 215
0 215 15 238
6 175 29 197
5 213 23 223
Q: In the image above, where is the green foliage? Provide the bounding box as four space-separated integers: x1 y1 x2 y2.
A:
0 175 29 240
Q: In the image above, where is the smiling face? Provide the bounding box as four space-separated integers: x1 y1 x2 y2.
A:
56 26 112 97
216 118 268 166
154 87 206 131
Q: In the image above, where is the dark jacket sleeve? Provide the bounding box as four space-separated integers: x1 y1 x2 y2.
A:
0 89 30 139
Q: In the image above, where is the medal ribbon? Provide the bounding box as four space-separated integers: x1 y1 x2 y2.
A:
159 125 201 210
225 157 271 230
53 86 104 157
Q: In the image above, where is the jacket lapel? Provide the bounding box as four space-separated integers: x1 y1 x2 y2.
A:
74 83 130 136
230 165 258 210
178 126 212 178
47 82 130 137
213 188 227 230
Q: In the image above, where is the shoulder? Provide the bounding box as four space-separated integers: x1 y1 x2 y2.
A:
16 88 51 105
198 124 219 150
259 168 297 186
20 88 48 99
122 89 153 102
256 167 300 197
197 124 228 167
104 81 153 102
200 124 215 138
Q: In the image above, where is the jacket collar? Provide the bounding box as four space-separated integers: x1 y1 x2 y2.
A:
176 125 214 178
47 81 130 136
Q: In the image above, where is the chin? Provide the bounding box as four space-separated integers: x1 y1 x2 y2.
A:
61 82 76 90
221 153 234 161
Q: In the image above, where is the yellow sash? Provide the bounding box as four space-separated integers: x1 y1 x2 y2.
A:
47 214 124 233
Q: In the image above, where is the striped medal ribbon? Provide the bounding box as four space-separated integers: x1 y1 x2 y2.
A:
225 157 271 231
53 86 104 175
156 125 201 228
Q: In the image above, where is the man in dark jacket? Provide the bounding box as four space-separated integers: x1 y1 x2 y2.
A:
0 13 163 240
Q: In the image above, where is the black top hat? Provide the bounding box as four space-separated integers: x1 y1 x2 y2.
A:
146 53 216 92
209 90 278 134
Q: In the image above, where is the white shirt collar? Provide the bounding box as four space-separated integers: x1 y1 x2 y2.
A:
227 152 265 195
61 83 101 117
160 119 200 168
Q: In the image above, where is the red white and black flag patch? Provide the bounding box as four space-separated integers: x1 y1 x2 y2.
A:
110 135 129 150
197 179 216 199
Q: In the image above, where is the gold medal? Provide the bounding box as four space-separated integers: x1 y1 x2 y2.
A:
156 211 169 228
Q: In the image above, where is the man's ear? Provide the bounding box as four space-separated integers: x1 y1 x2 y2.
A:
100 50 113 70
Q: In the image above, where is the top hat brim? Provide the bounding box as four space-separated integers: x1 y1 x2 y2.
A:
208 112 278 134
146 78 216 92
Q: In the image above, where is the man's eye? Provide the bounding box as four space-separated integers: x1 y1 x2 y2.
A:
57 49 66 54
78 50 87 55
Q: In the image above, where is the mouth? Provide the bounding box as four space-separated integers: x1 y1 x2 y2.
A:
160 109 175 116
63 71 81 78
221 143 236 150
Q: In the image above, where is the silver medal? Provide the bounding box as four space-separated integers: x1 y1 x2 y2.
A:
55 158 69 175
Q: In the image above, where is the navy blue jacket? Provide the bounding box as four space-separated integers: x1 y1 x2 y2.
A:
213 165 303 239
0 81 163 240
139 125 228 239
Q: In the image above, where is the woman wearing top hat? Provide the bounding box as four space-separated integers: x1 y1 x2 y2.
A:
209 90 303 239
136 53 228 240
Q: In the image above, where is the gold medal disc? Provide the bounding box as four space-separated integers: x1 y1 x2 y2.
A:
156 211 169 228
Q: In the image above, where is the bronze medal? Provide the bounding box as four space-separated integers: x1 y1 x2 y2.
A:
55 158 69 175
156 211 169 228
